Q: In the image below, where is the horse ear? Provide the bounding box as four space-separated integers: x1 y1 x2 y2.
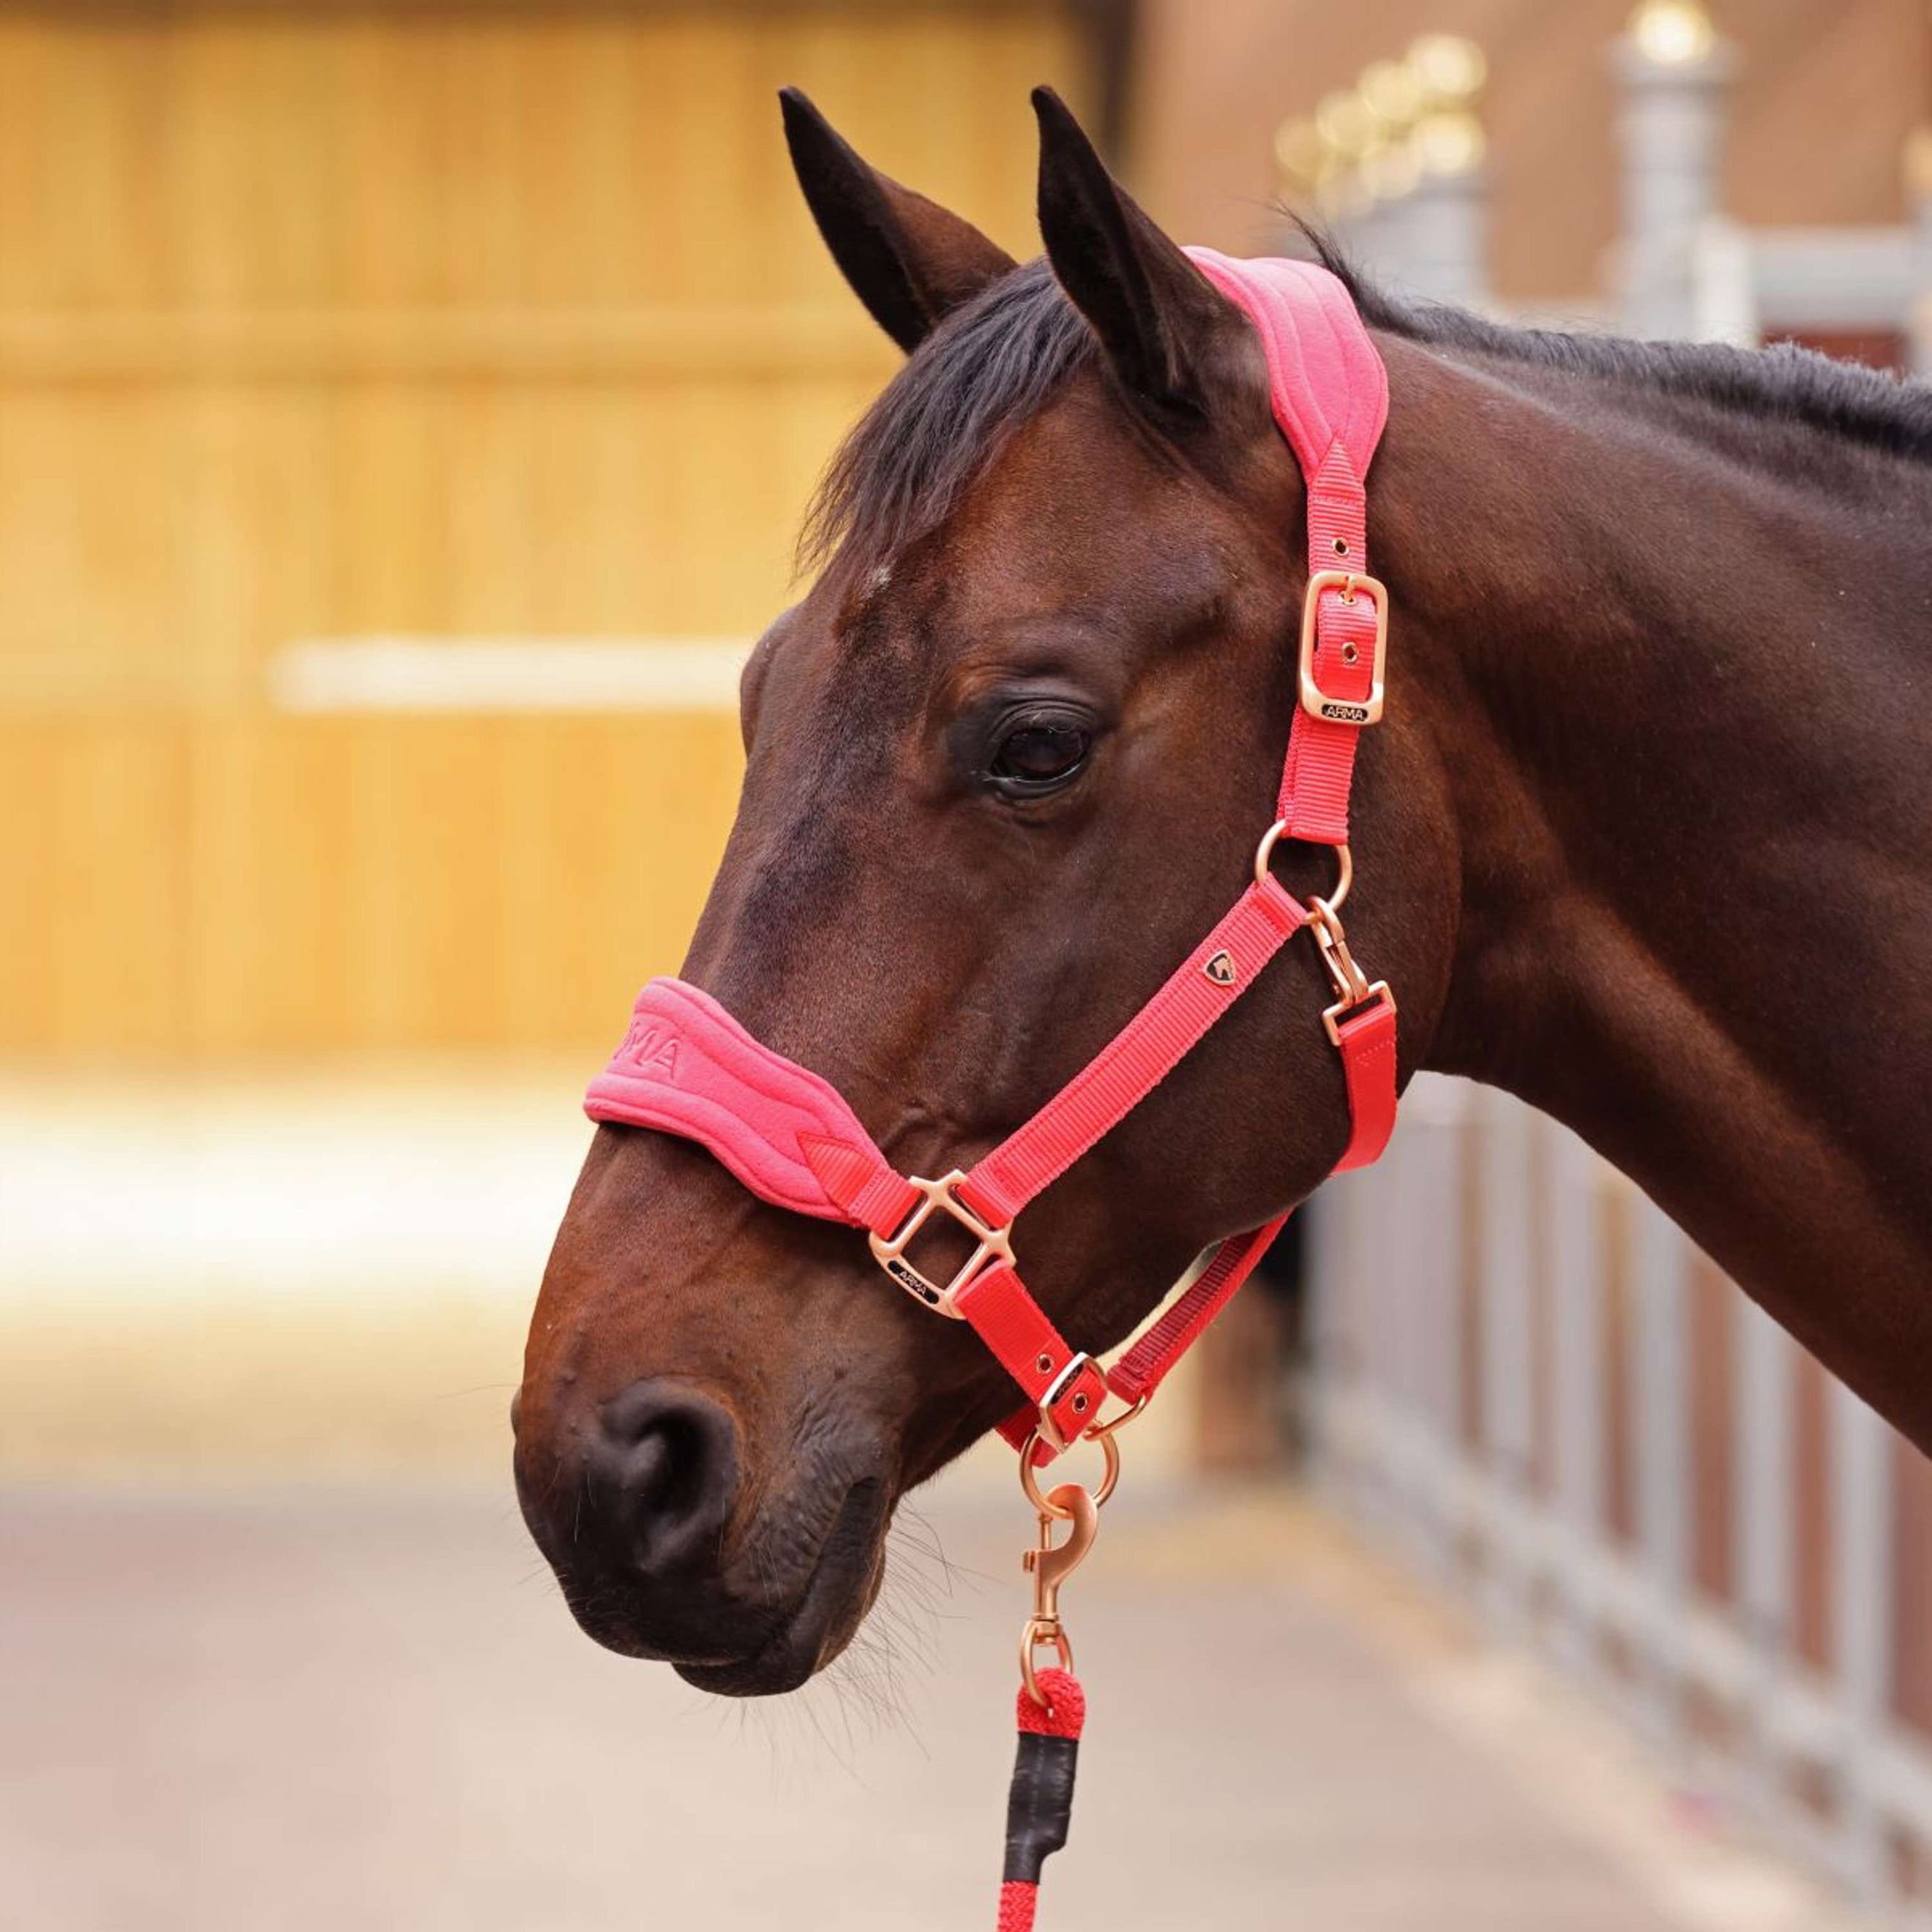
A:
1032 86 1242 419
780 89 1016 353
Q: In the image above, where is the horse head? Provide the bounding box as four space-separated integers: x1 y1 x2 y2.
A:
513 89 1457 1694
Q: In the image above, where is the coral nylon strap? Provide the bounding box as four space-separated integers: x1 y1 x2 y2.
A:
1188 248 1390 847
583 251 1396 1462
954 877 1304 1228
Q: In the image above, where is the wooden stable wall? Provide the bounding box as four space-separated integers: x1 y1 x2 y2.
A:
0 1 1088 1060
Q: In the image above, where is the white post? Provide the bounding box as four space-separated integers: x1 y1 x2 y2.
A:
1396 145 1490 312
1547 1123 1606 1679
1830 1380 1895 1903
1304 1181 1357 1501
1690 215 1758 347
1611 3 1737 340
1631 1191 1691 1754
1355 1135 1404 1543
1478 1090 1537 1636
1734 1292 1794 1824
1394 1075 1475 1582
1905 127 1932 378
1339 196 1403 288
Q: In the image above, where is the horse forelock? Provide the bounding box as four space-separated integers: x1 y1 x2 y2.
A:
801 258 1095 576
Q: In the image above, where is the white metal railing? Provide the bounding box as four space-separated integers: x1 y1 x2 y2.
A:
1309 16 1932 370
1690 217 1932 369
1305 1075 1930 1915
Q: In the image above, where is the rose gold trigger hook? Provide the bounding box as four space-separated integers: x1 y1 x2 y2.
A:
1024 1482 1100 1628
1019 1480 1100 1704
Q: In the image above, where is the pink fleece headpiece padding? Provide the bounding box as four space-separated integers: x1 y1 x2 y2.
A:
1184 249 1389 482
585 979 898 1225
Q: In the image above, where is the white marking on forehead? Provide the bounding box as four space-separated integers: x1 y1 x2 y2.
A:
861 561 894 604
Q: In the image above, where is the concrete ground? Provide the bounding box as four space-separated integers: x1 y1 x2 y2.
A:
0 1478 1868 1932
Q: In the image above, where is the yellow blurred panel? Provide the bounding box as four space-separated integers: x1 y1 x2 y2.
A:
0 3 1090 1061
0 1302 527 1472
0 726 61 1038
1 710 745 1054
43 722 192 1057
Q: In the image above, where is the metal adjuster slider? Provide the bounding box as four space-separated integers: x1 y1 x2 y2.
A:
1298 569 1388 727
867 1168 1014 1317
1034 1351 1100 1452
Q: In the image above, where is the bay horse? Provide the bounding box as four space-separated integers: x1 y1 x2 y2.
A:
515 87 1932 1696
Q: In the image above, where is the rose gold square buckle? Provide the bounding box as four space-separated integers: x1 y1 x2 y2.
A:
867 1169 1014 1318
1034 1352 1103 1451
1298 570 1388 727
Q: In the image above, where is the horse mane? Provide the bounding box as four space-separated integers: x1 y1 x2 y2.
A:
804 236 1932 572
1302 231 1932 469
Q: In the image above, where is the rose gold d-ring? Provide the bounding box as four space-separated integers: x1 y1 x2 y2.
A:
1019 1428 1120 1514
1253 821 1352 913
1086 1392 1150 1442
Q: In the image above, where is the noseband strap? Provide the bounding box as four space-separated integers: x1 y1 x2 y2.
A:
585 978 921 1235
585 253 1400 1462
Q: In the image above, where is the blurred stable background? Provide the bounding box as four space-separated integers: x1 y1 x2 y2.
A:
7 3 1932 1928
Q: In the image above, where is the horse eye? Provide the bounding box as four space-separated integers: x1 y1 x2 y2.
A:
989 722 1091 792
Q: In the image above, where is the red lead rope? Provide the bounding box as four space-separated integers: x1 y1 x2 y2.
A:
997 1669 1087 1932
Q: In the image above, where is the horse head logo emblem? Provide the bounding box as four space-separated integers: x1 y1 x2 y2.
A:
1203 951 1238 986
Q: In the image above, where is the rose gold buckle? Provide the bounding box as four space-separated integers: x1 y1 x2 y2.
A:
1034 1352 1101 1451
867 1169 1014 1318
1298 569 1388 726
1304 894 1397 1045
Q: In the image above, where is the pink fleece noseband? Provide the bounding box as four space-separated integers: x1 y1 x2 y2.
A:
586 254 1400 1463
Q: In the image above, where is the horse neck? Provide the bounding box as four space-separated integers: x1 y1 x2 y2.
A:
1372 332 1932 1442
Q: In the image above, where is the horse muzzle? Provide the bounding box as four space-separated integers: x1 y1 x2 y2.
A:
512 1375 888 1694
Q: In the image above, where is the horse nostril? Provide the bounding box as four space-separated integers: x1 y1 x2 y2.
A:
591 1380 738 1578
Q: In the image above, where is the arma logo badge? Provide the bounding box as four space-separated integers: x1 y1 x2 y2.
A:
1204 951 1238 986
623 1020 680 1080
886 1257 943 1307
